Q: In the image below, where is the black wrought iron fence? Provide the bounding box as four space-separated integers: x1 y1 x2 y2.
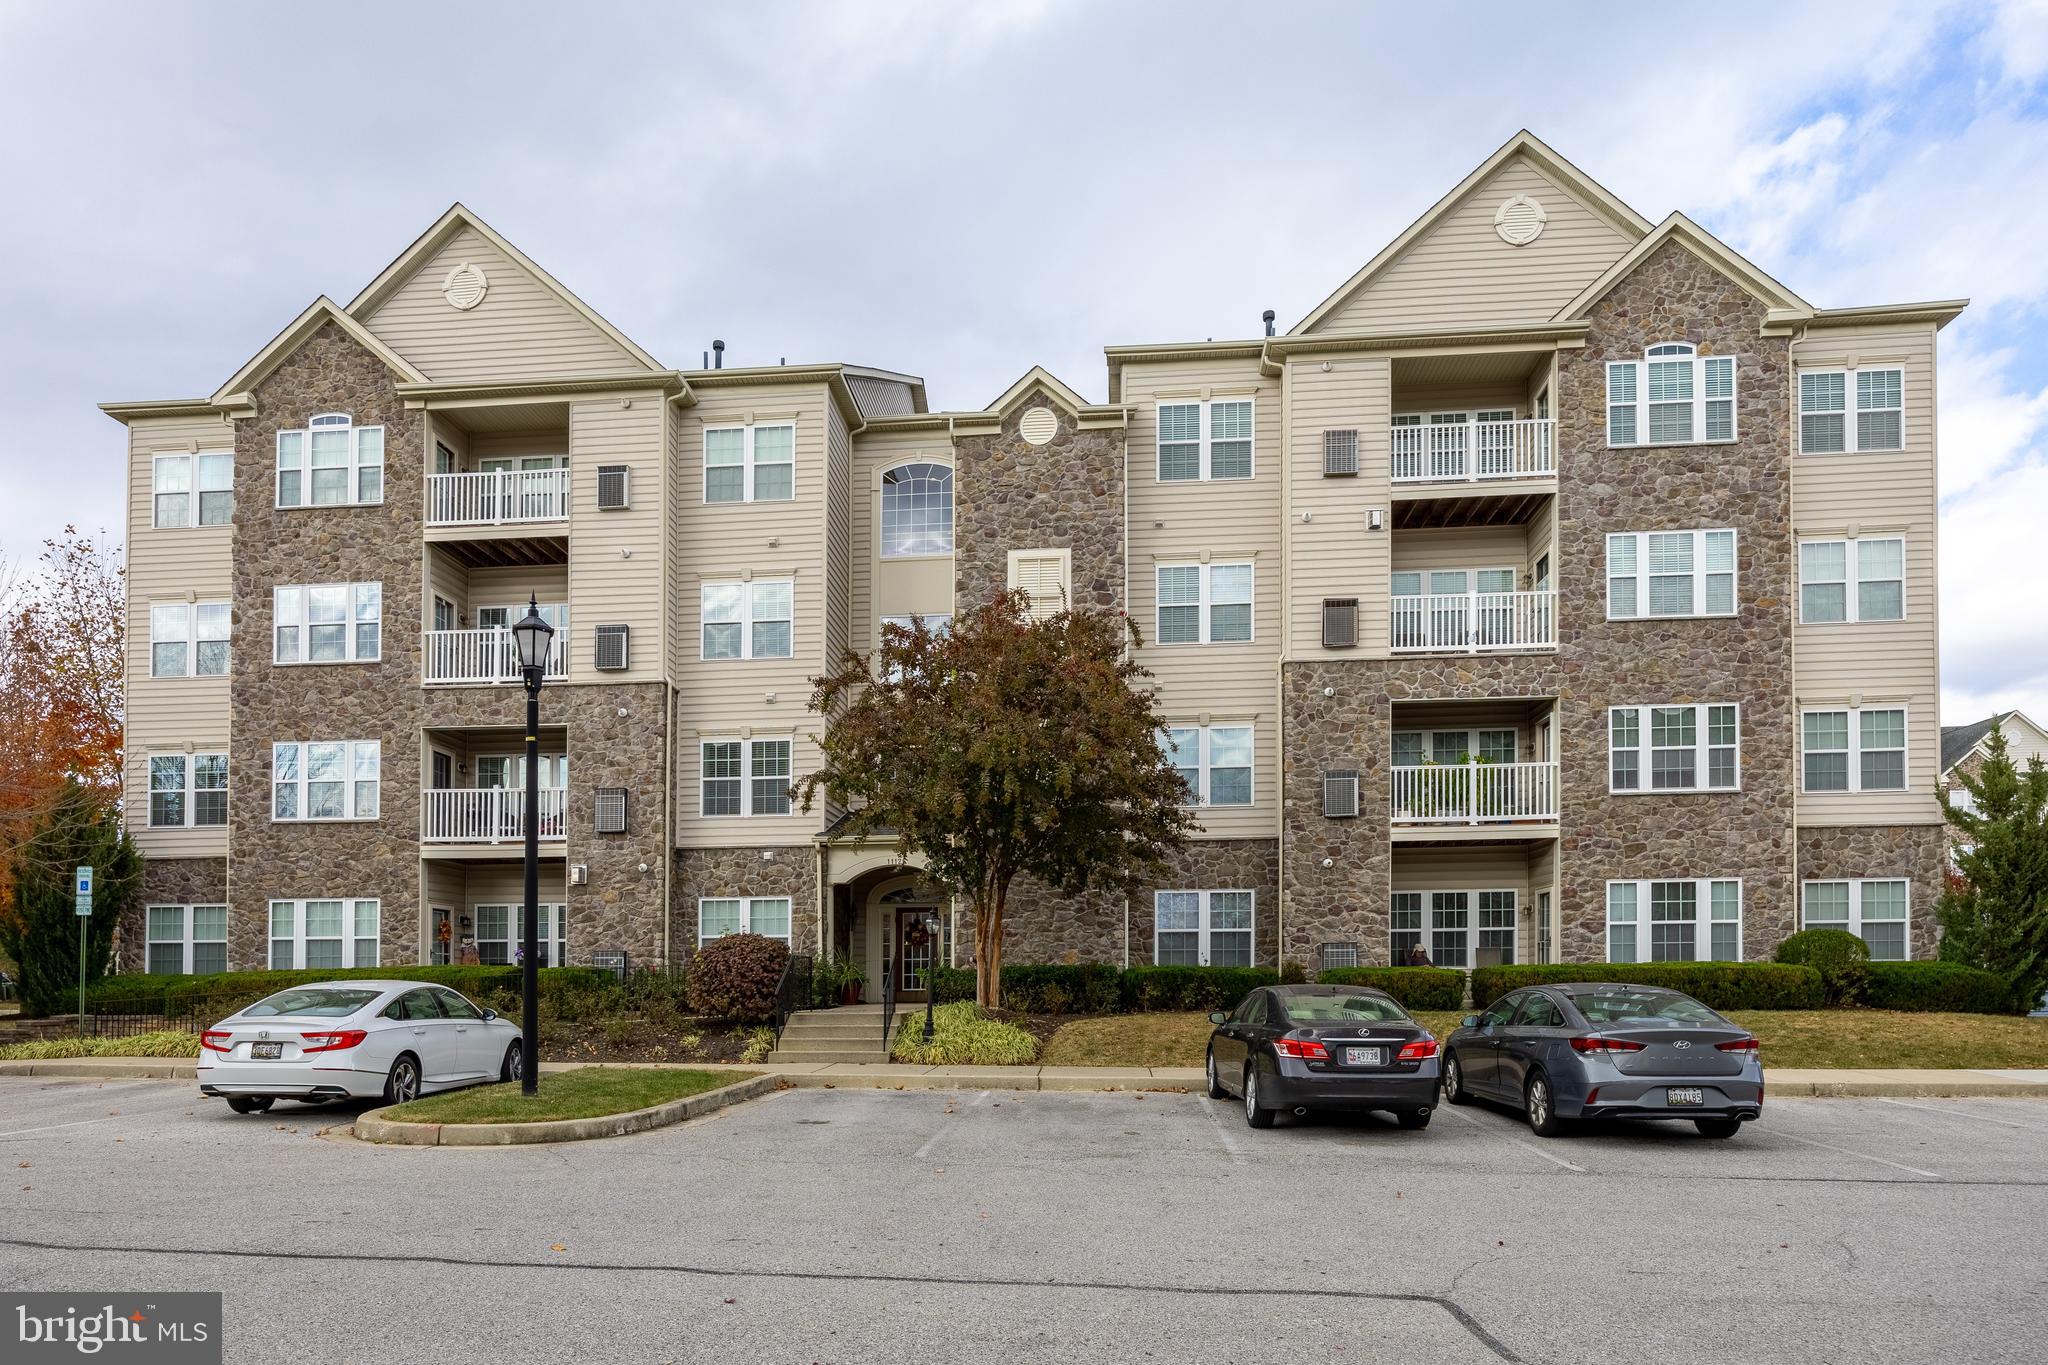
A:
771 954 813 1041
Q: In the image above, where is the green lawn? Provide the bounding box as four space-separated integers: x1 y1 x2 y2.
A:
379 1066 747 1124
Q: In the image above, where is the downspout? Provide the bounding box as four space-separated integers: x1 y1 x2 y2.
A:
1273 339 1288 968
1786 325 1804 940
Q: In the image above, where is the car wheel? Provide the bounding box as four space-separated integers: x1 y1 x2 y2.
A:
1242 1063 1276 1129
383 1053 422 1106
1442 1051 1472 1105
1396 1108 1432 1131
500 1042 523 1085
1694 1116 1743 1139
1525 1070 1569 1138
225 1096 272 1115
1205 1049 1227 1099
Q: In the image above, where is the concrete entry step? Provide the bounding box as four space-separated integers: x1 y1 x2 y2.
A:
779 1024 891 1043
768 1048 893 1065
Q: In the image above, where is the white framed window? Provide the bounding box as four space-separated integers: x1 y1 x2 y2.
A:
1607 879 1742 962
700 738 793 816
1606 343 1736 446
268 898 379 969
276 414 384 507
879 613 952 638
1606 530 1736 618
149 753 228 828
1798 537 1904 623
273 583 382 663
1390 892 1424 962
271 741 381 821
149 601 231 678
1801 707 1907 792
1801 879 1909 961
1007 548 1071 621
1161 724 1253 806
700 579 793 659
698 896 793 945
1153 890 1254 966
1156 397 1254 481
1609 704 1739 793
1155 562 1253 644
152 452 233 529
146 904 228 975
1391 729 1519 765
473 904 568 966
1799 367 1904 454
880 462 954 556
703 422 795 503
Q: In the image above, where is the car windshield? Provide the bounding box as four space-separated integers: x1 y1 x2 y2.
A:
1279 994 1410 1024
1571 991 1723 1026
241 987 382 1018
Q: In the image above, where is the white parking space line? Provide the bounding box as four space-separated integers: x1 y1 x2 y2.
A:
1440 1105 1587 1173
0 1116 113 1140
912 1090 990 1160
1770 1127 1941 1179
1195 1096 1249 1167
1876 1097 2048 1133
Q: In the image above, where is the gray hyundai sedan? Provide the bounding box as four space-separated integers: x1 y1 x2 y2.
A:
1442 984 1763 1138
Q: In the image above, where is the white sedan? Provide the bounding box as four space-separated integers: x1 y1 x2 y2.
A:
198 980 523 1113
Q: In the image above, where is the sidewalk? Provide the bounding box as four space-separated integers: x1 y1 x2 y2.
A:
7 1054 2048 1098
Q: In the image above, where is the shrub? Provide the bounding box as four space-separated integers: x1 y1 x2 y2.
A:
891 1001 1037 1065
1775 928 1871 1005
738 1026 778 1064
1119 966 1279 1013
1278 959 1309 985
1863 962 2017 1014
0 1030 200 1061
1317 967 1466 1011
929 966 976 1004
997 964 1120 1014
1468 963 1825 1012
685 934 791 1022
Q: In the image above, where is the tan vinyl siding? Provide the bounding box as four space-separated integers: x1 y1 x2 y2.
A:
567 395 666 682
1124 355 1282 840
1391 525 1535 581
1391 381 1532 417
1526 839 1559 962
1285 355 1391 655
1790 321 1941 826
824 403 853 672
463 566 568 619
355 225 642 382
851 428 955 656
1311 158 1634 333
1391 845 1533 897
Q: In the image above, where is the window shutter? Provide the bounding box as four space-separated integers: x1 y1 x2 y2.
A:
593 625 631 671
1322 429 1359 477
1008 552 1068 621
594 787 628 834
596 465 631 510
1322 769 1359 818
1321 597 1358 648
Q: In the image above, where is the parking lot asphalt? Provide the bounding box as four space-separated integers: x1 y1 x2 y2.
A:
2 1077 2045 1364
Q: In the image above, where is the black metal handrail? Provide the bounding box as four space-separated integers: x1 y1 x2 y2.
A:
772 954 813 1041
880 959 896 1055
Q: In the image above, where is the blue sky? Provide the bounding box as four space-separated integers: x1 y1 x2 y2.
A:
0 0 2042 727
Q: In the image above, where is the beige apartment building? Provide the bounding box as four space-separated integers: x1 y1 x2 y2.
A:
104 131 1959 987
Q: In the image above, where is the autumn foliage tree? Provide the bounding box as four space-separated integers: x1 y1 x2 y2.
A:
800 592 1194 1007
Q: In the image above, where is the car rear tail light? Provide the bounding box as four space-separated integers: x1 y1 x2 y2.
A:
1568 1035 1647 1054
1716 1037 1761 1053
1397 1039 1439 1061
299 1029 368 1054
1272 1038 1329 1060
200 1030 234 1053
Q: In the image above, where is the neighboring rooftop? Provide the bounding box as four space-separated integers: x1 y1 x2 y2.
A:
1942 711 2026 772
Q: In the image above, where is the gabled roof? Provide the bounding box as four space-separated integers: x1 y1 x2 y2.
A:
1290 130 1654 336
346 203 663 372
1941 711 2047 773
984 365 1094 414
1553 212 1810 323
209 296 428 404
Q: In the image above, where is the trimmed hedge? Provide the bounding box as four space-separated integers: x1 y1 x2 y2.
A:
1316 967 1466 1011
84 965 618 1018
1774 928 1870 1006
1119 966 1280 1013
1469 963 1825 1012
1863 962 2016 1014
923 964 1122 1013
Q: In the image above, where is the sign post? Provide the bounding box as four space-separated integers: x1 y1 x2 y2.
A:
74 866 93 1025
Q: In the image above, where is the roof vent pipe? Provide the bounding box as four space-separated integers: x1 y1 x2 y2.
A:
701 351 708 369
712 339 725 369
1263 309 1276 337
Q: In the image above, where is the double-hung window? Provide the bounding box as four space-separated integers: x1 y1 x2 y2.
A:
474 904 568 965
268 899 379 969
149 601 231 678
273 583 381 663
700 579 793 659
152 453 233 528
1798 538 1904 623
1162 724 1253 806
698 896 793 945
271 741 380 821
1153 890 1254 966
1609 704 1739 792
1801 707 1907 792
146 904 228 975
1607 879 1742 962
1606 344 1736 446
1606 530 1736 618
1801 879 1909 960
1155 562 1252 644
703 423 796 503
276 414 383 507
149 753 227 828
700 738 792 816
1799 368 1904 453
1156 398 1253 481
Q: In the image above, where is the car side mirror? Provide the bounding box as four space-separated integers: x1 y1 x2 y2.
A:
1207 1011 1227 1025
1462 1014 1479 1029
481 1009 498 1021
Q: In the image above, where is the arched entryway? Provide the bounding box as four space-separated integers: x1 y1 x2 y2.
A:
828 862 953 1003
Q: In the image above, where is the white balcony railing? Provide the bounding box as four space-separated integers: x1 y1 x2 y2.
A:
1391 418 1554 483
422 787 567 843
1390 590 1556 653
427 469 570 526
1390 761 1558 825
422 629 567 686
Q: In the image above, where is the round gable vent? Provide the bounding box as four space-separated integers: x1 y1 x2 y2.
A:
1019 406 1058 446
1494 195 1547 246
443 262 489 310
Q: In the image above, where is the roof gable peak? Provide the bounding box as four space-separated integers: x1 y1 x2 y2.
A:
1554 212 1811 322
985 365 1093 414
209 296 427 404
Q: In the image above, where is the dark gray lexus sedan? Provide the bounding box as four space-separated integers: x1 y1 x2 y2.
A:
1206 984 1441 1129
1443 984 1763 1138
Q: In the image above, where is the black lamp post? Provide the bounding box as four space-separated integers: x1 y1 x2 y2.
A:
921 910 940 1046
510 594 555 1097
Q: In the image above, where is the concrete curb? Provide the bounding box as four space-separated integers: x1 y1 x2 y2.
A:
352 1072 776 1145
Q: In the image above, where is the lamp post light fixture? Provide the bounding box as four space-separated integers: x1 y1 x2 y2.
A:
921 910 941 1047
509 594 556 1097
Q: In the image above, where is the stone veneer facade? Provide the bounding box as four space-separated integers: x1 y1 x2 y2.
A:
1798 824 1947 960
672 845 821 960
121 856 229 973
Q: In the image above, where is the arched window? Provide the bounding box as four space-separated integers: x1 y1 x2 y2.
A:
881 462 953 557
1606 342 1735 447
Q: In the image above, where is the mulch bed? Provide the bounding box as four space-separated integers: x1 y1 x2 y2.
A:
541 1018 760 1065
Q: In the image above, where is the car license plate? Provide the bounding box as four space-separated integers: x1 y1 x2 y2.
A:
1667 1086 1705 1106
250 1042 283 1060
1344 1047 1385 1067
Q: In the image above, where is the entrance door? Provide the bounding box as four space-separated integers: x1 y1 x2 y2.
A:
895 908 938 1002
431 906 452 966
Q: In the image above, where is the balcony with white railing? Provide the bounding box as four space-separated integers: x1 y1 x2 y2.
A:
1390 590 1556 653
422 629 568 686
1391 418 1554 483
421 787 567 843
426 468 570 526
1390 761 1558 827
